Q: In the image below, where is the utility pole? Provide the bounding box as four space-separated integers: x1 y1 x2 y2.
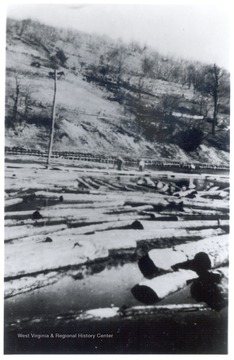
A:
47 69 57 166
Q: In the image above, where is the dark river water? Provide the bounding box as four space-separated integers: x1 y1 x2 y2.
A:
4 262 227 355
5 262 196 324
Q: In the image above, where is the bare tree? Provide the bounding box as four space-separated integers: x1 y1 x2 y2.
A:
12 76 20 126
18 19 31 38
196 64 229 135
107 45 127 84
141 56 155 78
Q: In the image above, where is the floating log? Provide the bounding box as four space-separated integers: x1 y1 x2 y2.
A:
138 234 228 278
7 227 225 251
139 212 179 221
174 234 229 268
5 223 68 242
208 186 220 191
103 205 154 215
131 269 198 304
89 177 122 190
5 226 225 279
199 190 229 199
33 191 107 202
123 183 154 192
4 217 74 229
117 303 207 317
190 266 228 311
83 177 100 189
173 189 197 198
161 208 226 216
124 198 183 212
5 198 24 208
5 201 128 222
4 212 151 241
76 177 93 190
4 235 109 279
4 271 60 299
139 219 229 231
176 214 229 221
4 200 125 220
182 198 229 212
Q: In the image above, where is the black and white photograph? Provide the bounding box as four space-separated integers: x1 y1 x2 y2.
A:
3 1 231 355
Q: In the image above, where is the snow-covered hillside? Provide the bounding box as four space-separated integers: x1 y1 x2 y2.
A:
5 18 230 165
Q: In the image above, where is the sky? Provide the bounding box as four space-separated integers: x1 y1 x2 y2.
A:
5 1 231 70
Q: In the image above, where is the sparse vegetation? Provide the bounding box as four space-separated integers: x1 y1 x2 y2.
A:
5 17 230 165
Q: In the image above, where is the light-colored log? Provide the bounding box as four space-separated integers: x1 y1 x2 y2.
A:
76 177 94 190
139 219 229 231
5 224 68 242
5 198 24 208
5 227 225 280
182 198 229 212
131 269 198 304
5 213 151 241
199 190 229 199
139 234 228 277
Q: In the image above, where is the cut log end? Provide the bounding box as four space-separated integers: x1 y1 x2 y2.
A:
190 269 228 311
32 210 43 220
130 220 144 230
138 254 159 278
44 237 53 243
131 284 160 305
193 252 212 275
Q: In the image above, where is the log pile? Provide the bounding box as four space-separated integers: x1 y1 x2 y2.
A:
132 235 229 310
4 163 229 304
